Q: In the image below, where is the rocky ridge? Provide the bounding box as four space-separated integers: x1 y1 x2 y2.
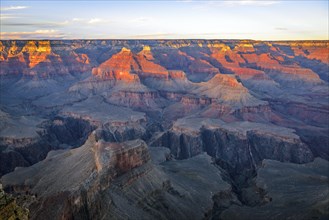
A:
1 133 235 220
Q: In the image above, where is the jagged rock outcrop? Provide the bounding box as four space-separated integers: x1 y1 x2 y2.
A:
1 134 235 220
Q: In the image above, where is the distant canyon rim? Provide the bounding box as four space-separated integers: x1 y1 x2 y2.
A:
0 39 328 220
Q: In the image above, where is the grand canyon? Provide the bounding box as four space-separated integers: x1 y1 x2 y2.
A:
0 39 328 219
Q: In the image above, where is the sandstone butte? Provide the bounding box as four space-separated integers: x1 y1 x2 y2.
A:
92 46 169 81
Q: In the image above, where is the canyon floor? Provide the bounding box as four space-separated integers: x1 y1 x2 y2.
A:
0 40 328 220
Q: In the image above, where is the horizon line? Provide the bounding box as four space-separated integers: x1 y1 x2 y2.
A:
1 38 329 42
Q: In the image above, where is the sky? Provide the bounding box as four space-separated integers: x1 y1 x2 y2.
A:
0 0 328 40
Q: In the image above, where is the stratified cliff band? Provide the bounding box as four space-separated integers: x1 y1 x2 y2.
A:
0 40 328 220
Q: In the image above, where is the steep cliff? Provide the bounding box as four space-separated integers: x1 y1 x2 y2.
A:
150 118 314 174
1 134 235 220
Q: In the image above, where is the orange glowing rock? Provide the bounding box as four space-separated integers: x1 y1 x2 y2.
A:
108 47 139 72
292 46 329 64
210 46 246 68
21 41 52 68
1 40 92 76
233 43 255 53
92 46 169 81
37 41 52 53
0 42 5 61
22 41 38 53
136 47 168 78
241 52 322 83
207 43 231 51
138 45 154 60
242 53 279 66
307 48 329 64
209 46 266 79
92 47 136 80
168 70 187 79
0 41 4 52
8 41 20 58
72 52 90 64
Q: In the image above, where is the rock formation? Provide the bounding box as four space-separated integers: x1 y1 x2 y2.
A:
0 39 328 220
1 133 235 220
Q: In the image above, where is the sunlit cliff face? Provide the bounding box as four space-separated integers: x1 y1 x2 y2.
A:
21 41 52 68
92 46 169 81
0 40 92 76
0 40 328 83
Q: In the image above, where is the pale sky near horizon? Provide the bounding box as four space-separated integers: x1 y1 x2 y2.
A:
0 0 328 40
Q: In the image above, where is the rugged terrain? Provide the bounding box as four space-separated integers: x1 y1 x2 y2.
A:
0 39 328 219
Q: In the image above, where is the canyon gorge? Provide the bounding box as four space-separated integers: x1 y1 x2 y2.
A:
0 39 328 220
